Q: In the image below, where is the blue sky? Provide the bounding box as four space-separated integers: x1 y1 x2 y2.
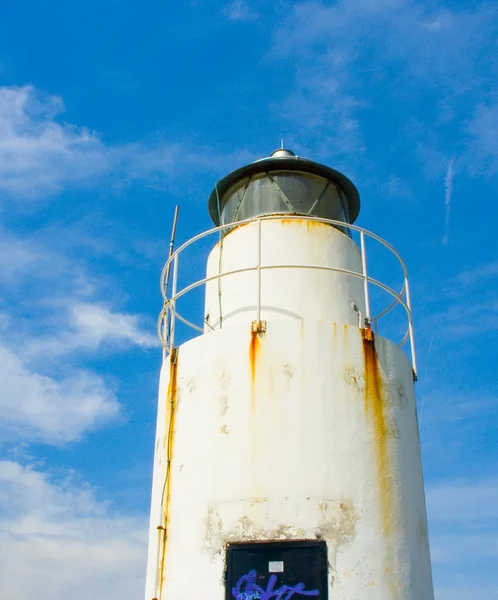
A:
0 0 497 598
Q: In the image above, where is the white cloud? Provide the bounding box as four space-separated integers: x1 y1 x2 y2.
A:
0 343 119 443
0 224 156 445
0 460 147 600
0 226 100 300
0 235 158 357
0 84 257 202
0 294 156 444
0 85 109 197
71 302 157 347
25 302 158 359
0 233 41 281
223 0 259 21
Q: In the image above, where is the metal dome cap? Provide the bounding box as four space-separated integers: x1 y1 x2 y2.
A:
208 149 360 227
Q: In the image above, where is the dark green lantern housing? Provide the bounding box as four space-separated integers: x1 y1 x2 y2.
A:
208 148 360 228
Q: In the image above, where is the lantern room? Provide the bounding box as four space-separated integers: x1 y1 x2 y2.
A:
208 148 361 230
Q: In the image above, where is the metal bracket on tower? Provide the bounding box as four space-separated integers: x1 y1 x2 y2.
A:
251 320 267 333
170 346 178 364
363 323 374 342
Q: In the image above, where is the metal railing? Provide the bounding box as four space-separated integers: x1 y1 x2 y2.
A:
157 215 417 377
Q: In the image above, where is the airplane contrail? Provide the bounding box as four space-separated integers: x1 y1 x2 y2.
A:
442 156 455 245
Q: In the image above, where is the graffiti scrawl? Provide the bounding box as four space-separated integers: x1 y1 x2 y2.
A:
232 569 320 600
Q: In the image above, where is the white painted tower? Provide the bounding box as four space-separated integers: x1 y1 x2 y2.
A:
145 149 434 600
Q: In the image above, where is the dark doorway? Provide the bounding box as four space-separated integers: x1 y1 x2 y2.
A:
226 540 328 600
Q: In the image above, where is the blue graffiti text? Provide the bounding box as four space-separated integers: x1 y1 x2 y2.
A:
232 569 319 600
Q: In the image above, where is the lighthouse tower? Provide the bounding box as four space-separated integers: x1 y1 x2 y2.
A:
145 149 434 600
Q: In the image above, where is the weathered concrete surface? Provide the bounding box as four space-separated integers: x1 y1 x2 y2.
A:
144 320 433 600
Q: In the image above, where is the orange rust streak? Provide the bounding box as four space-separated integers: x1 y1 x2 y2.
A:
362 331 398 594
249 331 259 411
249 331 259 383
158 350 178 599
361 332 392 537
279 217 329 232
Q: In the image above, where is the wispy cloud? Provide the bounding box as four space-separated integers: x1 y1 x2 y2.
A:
427 477 498 522
418 261 498 340
466 102 498 176
442 156 455 245
0 227 156 444
426 476 498 597
0 344 119 444
0 461 146 600
419 296 498 340
24 303 158 359
0 85 108 198
0 298 155 444
269 0 498 176
456 262 498 286
0 233 42 281
0 85 257 202
223 0 259 21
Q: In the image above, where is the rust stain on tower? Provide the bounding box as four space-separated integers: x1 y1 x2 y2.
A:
361 330 394 535
157 348 179 599
280 218 330 233
361 329 398 594
249 329 261 412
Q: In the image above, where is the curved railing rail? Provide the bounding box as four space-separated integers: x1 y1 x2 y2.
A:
157 214 417 377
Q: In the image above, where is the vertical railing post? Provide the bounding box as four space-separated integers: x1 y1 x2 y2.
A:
404 275 417 378
161 306 168 363
256 218 262 324
170 254 179 353
360 230 371 325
